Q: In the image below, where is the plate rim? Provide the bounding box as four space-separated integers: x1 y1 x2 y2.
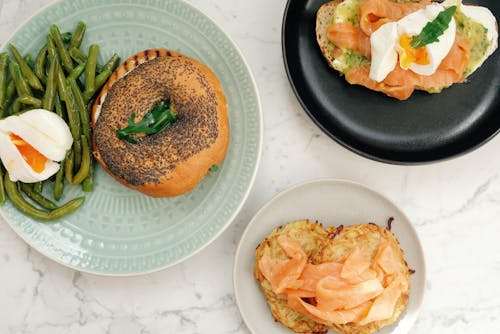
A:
233 177 427 333
281 0 500 166
0 0 264 277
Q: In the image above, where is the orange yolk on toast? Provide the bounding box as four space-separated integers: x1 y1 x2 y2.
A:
398 34 430 69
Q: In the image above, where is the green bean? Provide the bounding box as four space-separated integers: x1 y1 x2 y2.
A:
4 173 85 221
18 96 42 108
3 81 16 114
56 62 82 169
46 35 59 63
50 25 73 74
64 150 74 184
33 182 43 193
68 62 86 81
68 78 90 138
20 183 57 210
102 54 120 73
84 69 111 102
69 22 86 50
0 53 8 118
69 47 86 64
54 93 65 119
56 61 71 102
71 135 90 185
23 54 32 66
96 69 112 88
9 61 32 98
12 98 22 114
85 44 99 93
56 62 79 129
73 139 82 170
54 160 65 201
9 44 44 91
69 47 103 72
61 32 73 44
34 45 48 84
42 56 57 111
82 160 93 192
0 166 5 206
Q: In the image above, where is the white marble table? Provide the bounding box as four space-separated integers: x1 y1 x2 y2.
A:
1 0 500 333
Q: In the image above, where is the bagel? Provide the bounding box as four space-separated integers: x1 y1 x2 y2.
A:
92 49 229 197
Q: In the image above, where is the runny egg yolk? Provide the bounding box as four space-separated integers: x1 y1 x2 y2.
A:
9 133 48 173
398 34 430 69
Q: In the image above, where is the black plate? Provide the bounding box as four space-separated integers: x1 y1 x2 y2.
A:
282 0 500 164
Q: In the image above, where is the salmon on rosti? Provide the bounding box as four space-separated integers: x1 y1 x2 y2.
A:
254 220 412 334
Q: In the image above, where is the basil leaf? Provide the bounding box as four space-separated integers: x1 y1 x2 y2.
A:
116 100 177 144
410 6 457 49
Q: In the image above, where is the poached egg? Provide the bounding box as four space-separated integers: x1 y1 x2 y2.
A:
0 109 73 183
370 4 456 82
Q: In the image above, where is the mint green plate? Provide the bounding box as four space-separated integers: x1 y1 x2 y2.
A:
0 0 262 275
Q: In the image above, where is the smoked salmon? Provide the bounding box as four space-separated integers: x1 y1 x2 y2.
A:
258 235 307 294
359 0 430 36
345 34 470 100
327 23 372 58
258 234 408 327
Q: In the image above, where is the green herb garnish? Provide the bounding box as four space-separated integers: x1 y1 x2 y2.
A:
410 6 457 49
116 100 177 144
209 165 219 173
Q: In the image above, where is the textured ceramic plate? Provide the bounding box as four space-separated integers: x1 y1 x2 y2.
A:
0 0 262 275
283 0 500 164
234 179 426 333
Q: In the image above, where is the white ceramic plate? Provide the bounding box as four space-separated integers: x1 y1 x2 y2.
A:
233 179 426 334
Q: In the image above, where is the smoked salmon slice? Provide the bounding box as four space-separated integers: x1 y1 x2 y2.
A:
285 261 344 296
316 277 384 310
345 34 470 100
327 23 372 58
374 243 399 275
258 235 307 294
359 0 430 36
341 247 372 281
299 299 373 325
358 274 407 325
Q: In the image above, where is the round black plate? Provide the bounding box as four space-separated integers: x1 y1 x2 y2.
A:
282 0 500 164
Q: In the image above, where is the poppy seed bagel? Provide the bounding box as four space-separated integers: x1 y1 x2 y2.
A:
92 49 229 197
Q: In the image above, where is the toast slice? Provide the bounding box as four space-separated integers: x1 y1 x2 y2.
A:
316 0 343 72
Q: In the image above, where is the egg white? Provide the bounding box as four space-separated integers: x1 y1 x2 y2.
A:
0 109 73 183
0 131 60 183
370 22 399 82
0 109 72 162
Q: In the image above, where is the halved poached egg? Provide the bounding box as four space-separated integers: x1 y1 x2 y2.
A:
0 109 73 183
370 4 456 82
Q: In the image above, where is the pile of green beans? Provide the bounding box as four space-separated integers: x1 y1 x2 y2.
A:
0 21 120 221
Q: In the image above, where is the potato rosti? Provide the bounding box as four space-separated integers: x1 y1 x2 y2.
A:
254 220 412 334
313 223 411 334
254 220 330 334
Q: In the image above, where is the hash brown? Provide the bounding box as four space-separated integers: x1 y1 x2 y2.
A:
254 220 330 334
313 223 411 334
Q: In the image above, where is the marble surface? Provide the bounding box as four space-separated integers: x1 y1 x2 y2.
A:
1 0 500 333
